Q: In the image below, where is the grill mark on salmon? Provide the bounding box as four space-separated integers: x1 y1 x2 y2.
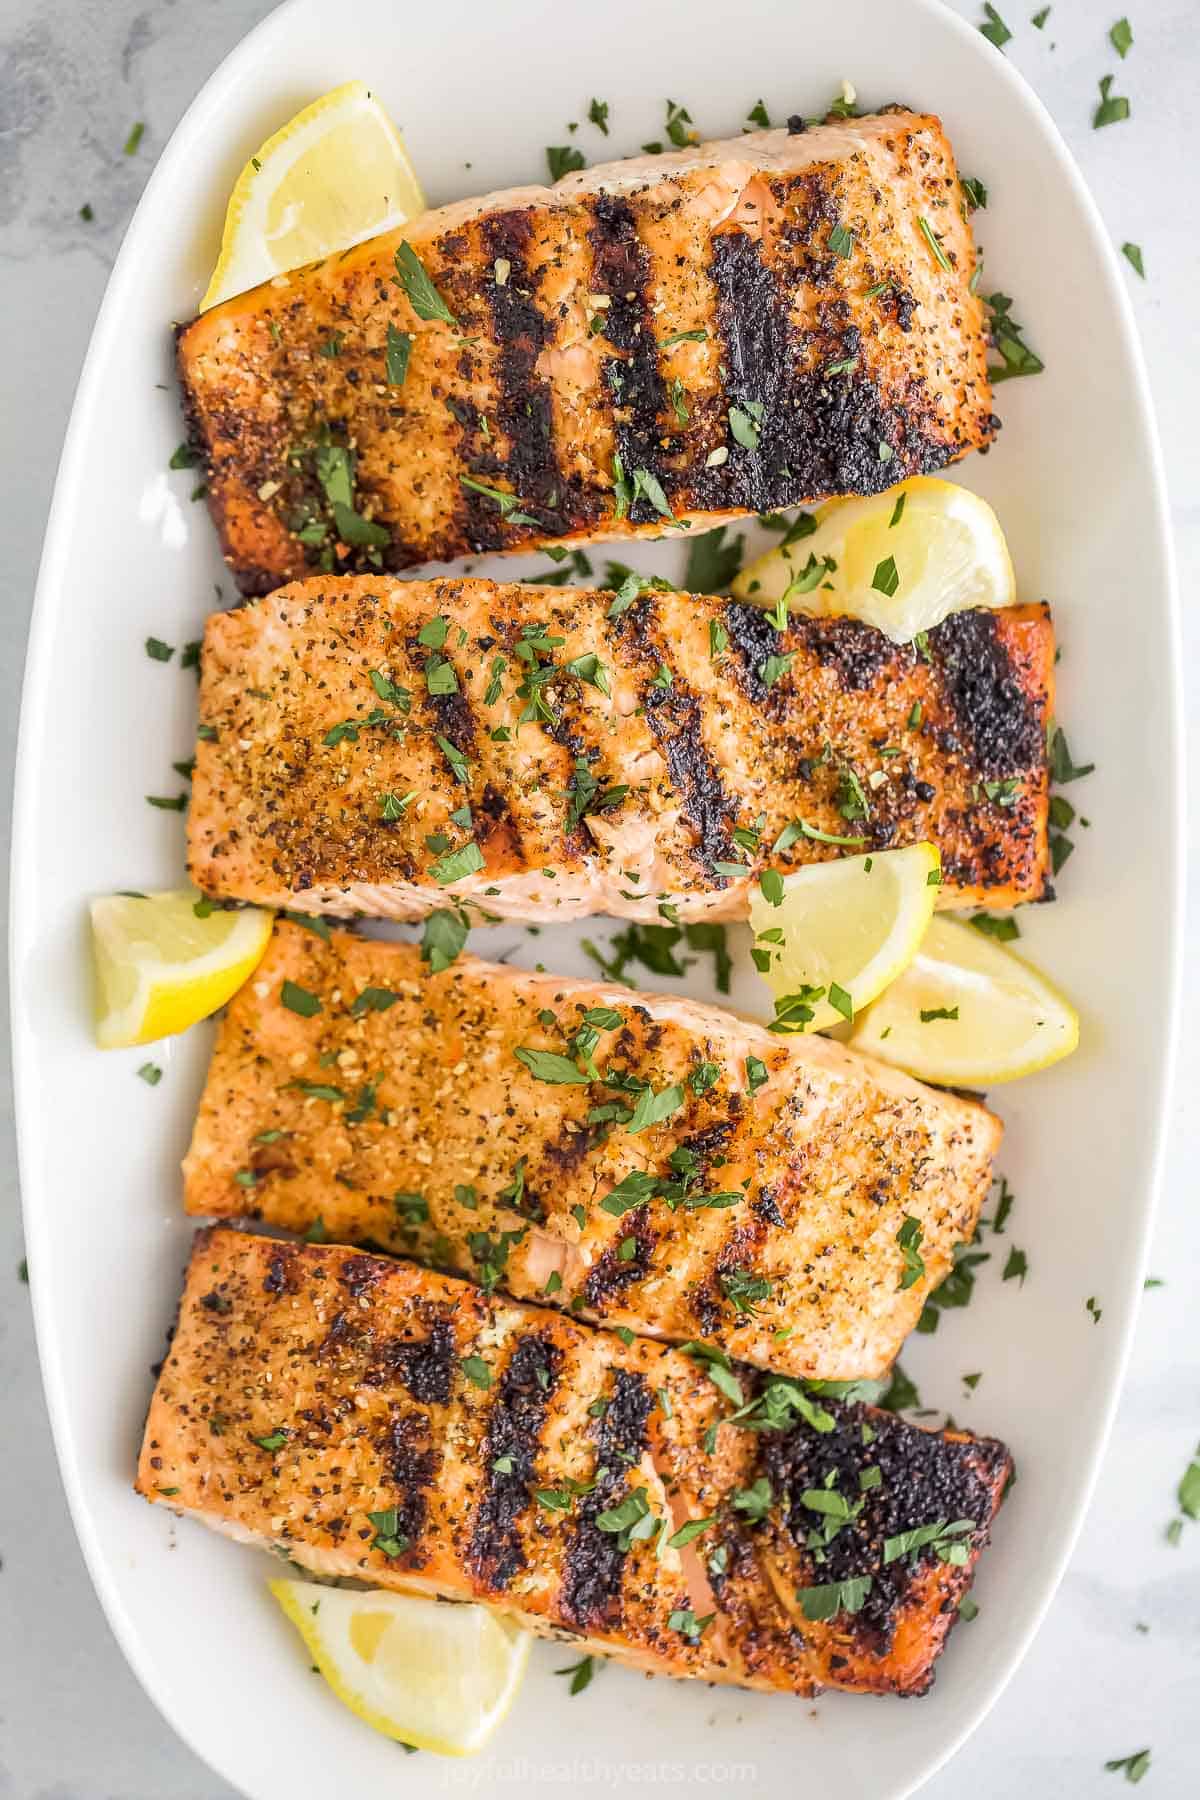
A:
138 1228 1012 1696
188 576 1052 918
933 606 1044 777
561 1367 654 1629
183 920 1001 1380
177 114 995 592
365 1312 456 1405
588 193 669 519
470 1334 561 1590
481 211 564 522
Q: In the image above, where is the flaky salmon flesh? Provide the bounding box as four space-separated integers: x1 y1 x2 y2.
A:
177 113 995 593
138 1228 1011 1697
183 921 1001 1380
188 577 1054 921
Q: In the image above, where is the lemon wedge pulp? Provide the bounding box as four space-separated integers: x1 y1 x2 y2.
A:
848 914 1079 1084
201 80 425 311
90 889 273 1048
748 844 941 1033
270 1580 531 1756
732 477 1015 644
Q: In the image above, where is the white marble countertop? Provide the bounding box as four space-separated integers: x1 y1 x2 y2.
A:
1 1 1198 1794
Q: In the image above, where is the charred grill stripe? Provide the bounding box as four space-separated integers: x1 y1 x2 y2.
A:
932 609 1044 778
586 194 670 521
468 1334 562 1591
689 223 950 516
480 212 566 523
377 1408 439 1555
560 1368 653 1629
761 1397 1010 1650
649 683 740 874
722 600 784 705
364 1315 456 1405
583 1204 656 1310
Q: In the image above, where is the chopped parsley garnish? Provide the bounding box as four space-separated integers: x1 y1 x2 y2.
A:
828 222 855 259
137 1062 162 1086
664 99 697 148
745 1055 769 1095
662 327 708 348
760 651 794 688
254 1429 288 1452
123 120 145 155
920 1005 959 1023
385 323 412 385
555 1654 598 1694
731 1477 773 1521
747 98 771 128
1109 16 1133 57
985 290 1044 383
1002 1245 1029 1285
978 3 1012 49
883 1517 975 1565
145 636 174 662
896 1216 926 1289
684 525 744 595
668 1607 715 1641
970 911 1020 941
430 841 485 885
146 792 187 811
1103 1750 1151 1785
626 1082 684 1134
961 175 988 211
917 216 952 271
1121 241 1146 278
420 907 468 973
514 1046 593 1086
392 242 457 325
349 986 400 1018
367 1507 409 1559
719 1267 773 1315
1032 5 1051 23
280 980 321 1018
1094 74 1131 128
461 1355 492 1389
587 98 610 135
797 1576 872 1621
546 144 585 180
728 402 764 450
871 554 900 596
460 474 540 527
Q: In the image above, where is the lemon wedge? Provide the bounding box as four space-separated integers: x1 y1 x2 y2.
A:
733 477 1015 644
201 80 425 312
269 1580 531 1756
848 914 1079 1084
748 843 941 1034
90 889 273 1048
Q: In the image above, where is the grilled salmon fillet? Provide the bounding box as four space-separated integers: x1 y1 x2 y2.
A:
138 1227 1011 1697
183 921 1000 1380
188 576 1053 919
177 113 995 593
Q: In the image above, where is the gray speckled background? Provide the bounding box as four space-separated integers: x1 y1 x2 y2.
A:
2 2 1198 1795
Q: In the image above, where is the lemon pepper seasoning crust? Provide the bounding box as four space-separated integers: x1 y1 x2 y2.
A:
187 576 1053 919
183 920 1002 1380
138 1228 1012 1696
176 113 994 593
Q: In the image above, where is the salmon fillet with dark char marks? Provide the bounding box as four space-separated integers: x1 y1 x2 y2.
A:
177 113 995 593
187 576 1053 920
138 1228 1011 1697
183 921 1001 1380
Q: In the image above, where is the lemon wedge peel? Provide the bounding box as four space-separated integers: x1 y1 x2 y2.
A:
847 914 1080 1085
90 889 273 1048
201 81 425 312
269 1579 531 1757
748 843 942 1034
732 477 1015 645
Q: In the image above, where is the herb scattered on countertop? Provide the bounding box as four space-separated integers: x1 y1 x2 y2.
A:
1094 74 1131 128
